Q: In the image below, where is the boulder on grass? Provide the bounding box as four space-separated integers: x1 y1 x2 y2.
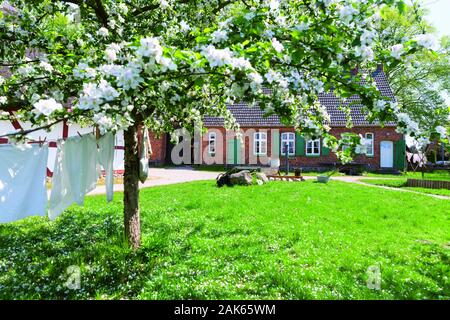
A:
229 170 253 186
255 172 269 184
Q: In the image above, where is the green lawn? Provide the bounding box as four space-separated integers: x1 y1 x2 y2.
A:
363 170 450 181
1 180 449 300
360 178 450 197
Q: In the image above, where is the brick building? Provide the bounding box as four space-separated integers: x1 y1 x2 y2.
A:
149 66 407 171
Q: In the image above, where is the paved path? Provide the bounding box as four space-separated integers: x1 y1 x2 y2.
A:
87 167 219 196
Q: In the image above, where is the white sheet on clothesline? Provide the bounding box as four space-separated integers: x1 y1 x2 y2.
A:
48 134 99 220
98 133 115 202
0 144 48 223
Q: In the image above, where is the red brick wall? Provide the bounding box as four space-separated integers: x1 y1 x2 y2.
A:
200 126 403 169
149 132 166 164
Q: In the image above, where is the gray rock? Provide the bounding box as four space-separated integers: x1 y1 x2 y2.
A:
229 170 253 186
255 172 269 184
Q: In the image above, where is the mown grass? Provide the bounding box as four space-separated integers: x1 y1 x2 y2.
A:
364 170 450 181
1 180 449 300
360 179 450 197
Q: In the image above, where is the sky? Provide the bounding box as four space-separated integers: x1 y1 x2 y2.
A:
422 0 450 36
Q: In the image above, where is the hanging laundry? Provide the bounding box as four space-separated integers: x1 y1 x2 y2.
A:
48 134 98 220
98 132 115 202
0 144 49 223
139 127 152 183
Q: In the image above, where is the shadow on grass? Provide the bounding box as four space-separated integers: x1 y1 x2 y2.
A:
0 208 155 299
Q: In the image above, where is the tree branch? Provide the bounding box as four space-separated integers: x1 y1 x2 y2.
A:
0 117 68 139
0 59 40 67
93 0 109 27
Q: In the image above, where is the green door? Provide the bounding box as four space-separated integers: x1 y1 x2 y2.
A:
227 138 242 165
394 138 406 170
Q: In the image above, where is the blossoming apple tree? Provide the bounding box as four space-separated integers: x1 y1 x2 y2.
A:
0 0 447 248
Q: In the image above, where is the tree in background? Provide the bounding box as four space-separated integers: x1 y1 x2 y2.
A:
0 0 446 248
378 3 450 147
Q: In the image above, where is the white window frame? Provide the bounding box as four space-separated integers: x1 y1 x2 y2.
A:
253 132 267 155
281 132 295 155
208 132 216 155
365 133 374 156
306 139 320 156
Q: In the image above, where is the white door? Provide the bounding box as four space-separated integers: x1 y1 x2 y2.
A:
380 141 394 168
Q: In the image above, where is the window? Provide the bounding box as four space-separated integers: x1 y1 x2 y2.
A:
254 132 267 155
306 139 320 156
365 133 374 156
281 132 295 155
208 132 216 156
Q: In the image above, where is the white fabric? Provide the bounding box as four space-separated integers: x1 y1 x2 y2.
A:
0 144 48 223
48 134 98 220
139 128 151 183
98 133 115 202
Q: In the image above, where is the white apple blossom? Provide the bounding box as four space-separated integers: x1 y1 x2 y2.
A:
105 49 117 62
39 61 53 72
373 100 386 112
390 101 400 112
179 20 190 32
435 126 447 139
415 34 439 51
339 4 358 24
0 96 7 105
17 64 34 77
93 113 115 133
396 112 420 135
76 38 84 47
248 72 264 91
263 29 275 39
98 79 120 101
136 37 163 61
0 76 4 85
211 29 228 43
390 44 404 60
360 29 376 45
97 27 109 37
265 70 282 84
106 43 122 53
118 2 129 14
159 56 177 71
271 38 284 53
356 136 369 154
355 45 374 61
158 0 169 8
115 66 144 90
201 45 233 67
73 62 98 79
230 57 251 70
294 22 309 32
269 0 280 11
33 98 63 116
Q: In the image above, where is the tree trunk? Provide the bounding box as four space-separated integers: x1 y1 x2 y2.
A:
123 124 141 249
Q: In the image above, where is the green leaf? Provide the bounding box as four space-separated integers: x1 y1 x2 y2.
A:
396 1 406 13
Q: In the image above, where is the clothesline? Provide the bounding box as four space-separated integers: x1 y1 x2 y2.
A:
0 128 152 223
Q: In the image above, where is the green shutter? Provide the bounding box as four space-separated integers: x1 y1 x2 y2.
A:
235 138 243 164
295 132 305 156
226 138 235 164
271 130 280 159
394 138 406 170
321 140 330 156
